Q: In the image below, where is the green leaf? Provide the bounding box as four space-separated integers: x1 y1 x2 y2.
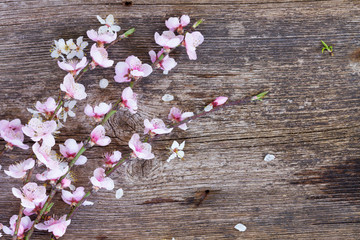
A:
321 40 328 48
252 91 269 101
192 19 205 29
322 47 325 53
123 28 135 37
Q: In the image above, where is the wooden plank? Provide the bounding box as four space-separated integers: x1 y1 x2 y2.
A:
0 0 360 239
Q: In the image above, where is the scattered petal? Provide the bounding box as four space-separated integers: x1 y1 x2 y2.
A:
115 188 124 199
99 78 109 88
234 223 247 232
264 154 275 162
162 94 174 102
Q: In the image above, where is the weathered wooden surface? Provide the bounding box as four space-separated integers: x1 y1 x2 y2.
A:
1 0 360 239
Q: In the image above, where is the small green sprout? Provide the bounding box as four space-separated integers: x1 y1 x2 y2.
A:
251 91 268 101
321 40 333 56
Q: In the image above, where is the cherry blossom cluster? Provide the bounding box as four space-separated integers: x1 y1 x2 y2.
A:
0 14 239 239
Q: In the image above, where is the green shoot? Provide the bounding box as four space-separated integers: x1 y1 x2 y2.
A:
251 91 269 101
321 40 333 56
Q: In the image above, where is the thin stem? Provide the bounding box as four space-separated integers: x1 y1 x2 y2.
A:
25 189 57 240
105 28 136 50
12 206 24 240
0 147 6 158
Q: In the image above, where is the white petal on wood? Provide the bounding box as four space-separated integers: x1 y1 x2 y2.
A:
234 223 247 232
264 154 275 162
162 94 174 102
116 188 124 199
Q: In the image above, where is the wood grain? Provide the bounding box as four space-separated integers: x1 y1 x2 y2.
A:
1 0 360 239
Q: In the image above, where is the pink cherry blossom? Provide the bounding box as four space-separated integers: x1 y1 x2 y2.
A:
204 96 228 112
154 31 184 49
87 29 117 45
90 125 111 146
4 158 35 179
114 56 152 83
90 168 114 190
168 107 194 130
60 73 87 100
149 49 177 74
12 182 47 209
96 14 121 34
32 142 58 169
57 57 88 76
144 118 173 135
61 187 93 206
165 15 190 32
23 196 48 216
22 118 57 147
35 215 71 239
61 177 72 189
104 150 122 168
84 102 112 122
90 43 114 68
184 31 204 60
32 97 60 118
3 215 33 238
0 119 29 150
36 162 69 183
128 133 155 160
59 139 87 165
121 87 137 114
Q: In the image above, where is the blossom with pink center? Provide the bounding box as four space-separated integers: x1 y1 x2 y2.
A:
168 107 194 130
22 118 57 147
104 150 122 168
165 15 190 32
184 31 204 60
90 125 111 146
12 182 47 209
32 142 58 169
154 31 184 49
4 158 35 179
61 177 72 189
90 44 114 68
23 196 48 216
149 49 177 74
90 168 114 190
61 187 93 206
59 139 87 165
97 14 121 34
204 96 228 112
60 73 87 100
31 97 61 118
3 215 33 238
36 162 69 183
114 55 152 83
144 118 173 135
57 57 88 76
0 119 28 150
84 102 112 122
121 87 137 114
128 133 155 160
167 140 185 162
87 29 117 45
35 215 71 239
